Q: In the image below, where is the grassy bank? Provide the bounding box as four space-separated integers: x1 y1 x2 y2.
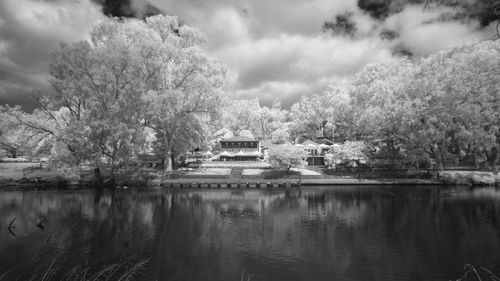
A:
1 161 498 188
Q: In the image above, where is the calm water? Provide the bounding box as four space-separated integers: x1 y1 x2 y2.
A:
1 186 500 281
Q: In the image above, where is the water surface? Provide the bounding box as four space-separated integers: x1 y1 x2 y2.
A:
1 186 500 281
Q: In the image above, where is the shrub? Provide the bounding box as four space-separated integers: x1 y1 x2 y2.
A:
267 143 309 172
324 141 369 169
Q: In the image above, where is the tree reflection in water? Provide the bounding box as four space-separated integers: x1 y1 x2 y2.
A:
0 186 499 281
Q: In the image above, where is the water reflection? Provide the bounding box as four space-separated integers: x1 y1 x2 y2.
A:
0 186 499 281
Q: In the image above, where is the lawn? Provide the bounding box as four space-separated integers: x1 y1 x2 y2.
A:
242 168 322 176
198 162 272 168
184 168 231 176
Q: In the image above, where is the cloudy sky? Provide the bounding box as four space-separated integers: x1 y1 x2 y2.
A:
0 0 496 109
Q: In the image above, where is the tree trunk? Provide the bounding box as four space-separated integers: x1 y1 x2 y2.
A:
435 144 445 171
491 146 499 173
162 150 173 178
166 155 173 172
110 158 117 187
94 167 103 191
163 136 174 175
170 153 175 170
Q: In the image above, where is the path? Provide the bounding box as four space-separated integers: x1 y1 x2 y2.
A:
229 167 243 180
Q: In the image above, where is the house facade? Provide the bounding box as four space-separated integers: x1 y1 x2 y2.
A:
298 140 332 166
219 136 261 161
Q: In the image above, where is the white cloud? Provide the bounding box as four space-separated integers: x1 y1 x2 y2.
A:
233 81 312 106
203 8 251 50
215 30 394 101
3 0 104 43
129 1 498 104
0 0 496 108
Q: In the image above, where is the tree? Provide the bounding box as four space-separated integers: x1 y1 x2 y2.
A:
0 113 31 158
322 82 355 141
141 15 226 173
406 40 500 169
219 98 289 140
271 128 290 144
289 95 330 142
290 83 352 142
342 40 499 171
267 144 309 172
349 58 416 162
210 128 234 150
4 15 226 180
219 98 261 136
238 130 254 139
1 105 68 160
43 17 162 177
324 141 370 169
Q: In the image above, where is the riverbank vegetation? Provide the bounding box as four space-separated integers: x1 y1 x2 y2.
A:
0 14 499 184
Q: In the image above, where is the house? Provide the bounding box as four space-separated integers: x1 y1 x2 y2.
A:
298 140 331 166
218 136 261 161
301 140 320 156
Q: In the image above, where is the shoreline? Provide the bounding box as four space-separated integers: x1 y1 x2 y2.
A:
0 175 494 189
1 165 498 189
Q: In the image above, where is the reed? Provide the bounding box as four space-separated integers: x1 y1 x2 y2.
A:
455 264 500 281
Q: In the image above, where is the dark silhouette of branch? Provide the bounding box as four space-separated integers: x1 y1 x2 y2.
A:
7 217 16 237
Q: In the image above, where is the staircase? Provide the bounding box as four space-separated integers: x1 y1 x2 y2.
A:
229 167 243 180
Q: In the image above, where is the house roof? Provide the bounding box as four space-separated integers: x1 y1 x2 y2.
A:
317 138 335 145
301 140 319 147
236 150 260 156
219 150 260 157
220 151 233 156
220 136 257 142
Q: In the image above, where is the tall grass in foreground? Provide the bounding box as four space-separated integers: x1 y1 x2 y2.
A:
0 253 148 281
454 264 500 281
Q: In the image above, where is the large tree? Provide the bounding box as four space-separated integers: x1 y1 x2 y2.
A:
141 16 226 172
289 84 352 143
4 15 226 179
219 98 288 141
345 40 499 170
406 40 500 169
0 112 33 158
268 143 309 173
350 58 416 162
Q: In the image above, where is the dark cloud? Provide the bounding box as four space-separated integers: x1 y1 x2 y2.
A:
0 0 104 109
90 0 162 19
391 43 413 57
322 12 358 37
92 0 136 18
141 0 358 40
379 29 399 40
357 0 500 26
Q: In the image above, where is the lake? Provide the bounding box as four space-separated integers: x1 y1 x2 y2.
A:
1 186 499 281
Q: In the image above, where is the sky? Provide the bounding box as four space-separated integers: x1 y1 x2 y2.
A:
0 0 497 109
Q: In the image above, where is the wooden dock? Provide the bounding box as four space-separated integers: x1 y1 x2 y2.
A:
159 178 301 189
